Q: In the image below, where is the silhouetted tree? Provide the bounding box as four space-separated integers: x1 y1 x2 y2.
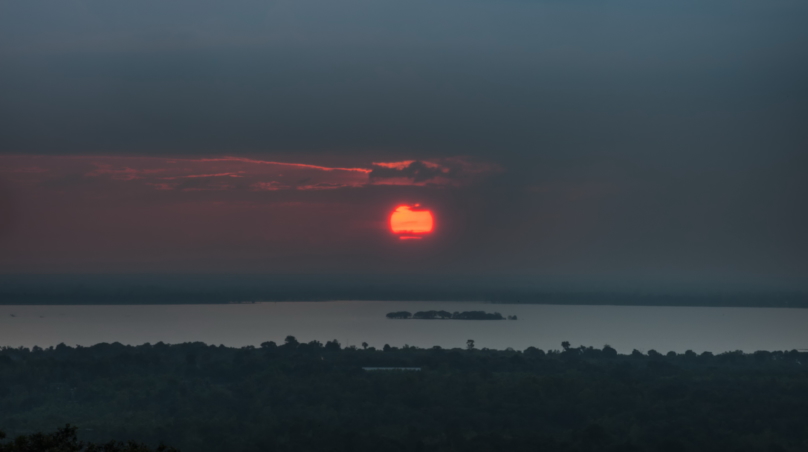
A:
524 346 545 357
0 425 178 452
386 311 412 319
602 345 618 357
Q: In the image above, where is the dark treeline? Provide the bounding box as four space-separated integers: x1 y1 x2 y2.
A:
1 275 807 308
0 425 177 452
1 340 807 451
387 311 509 320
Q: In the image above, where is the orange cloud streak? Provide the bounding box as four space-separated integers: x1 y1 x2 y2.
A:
0 155 499 193
197 157 372 173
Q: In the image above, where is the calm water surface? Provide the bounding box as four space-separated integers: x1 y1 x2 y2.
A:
1 302 807 353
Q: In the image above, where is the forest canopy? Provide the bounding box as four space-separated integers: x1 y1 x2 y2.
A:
0 425 177 452
1 341 806 452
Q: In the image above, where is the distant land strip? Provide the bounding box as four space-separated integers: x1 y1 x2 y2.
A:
387 310 516 320
0 284 806 308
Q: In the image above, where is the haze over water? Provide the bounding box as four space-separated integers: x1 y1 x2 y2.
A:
2 302 806 353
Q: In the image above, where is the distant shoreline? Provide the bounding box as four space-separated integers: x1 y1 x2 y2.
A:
1 298 808 308
2 290 808 308
2 276 806 307
2 297 808 308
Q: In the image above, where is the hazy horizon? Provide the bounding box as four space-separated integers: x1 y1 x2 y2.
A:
2 1 807 292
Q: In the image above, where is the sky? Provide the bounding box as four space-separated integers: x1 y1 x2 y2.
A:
0 0 806 290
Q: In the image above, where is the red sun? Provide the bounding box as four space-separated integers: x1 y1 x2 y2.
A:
390 205 434 240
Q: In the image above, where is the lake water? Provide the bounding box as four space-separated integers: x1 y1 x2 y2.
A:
1 301 807 353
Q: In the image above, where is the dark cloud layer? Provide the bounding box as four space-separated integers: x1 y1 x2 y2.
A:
371 161 450 184
0 1 806 289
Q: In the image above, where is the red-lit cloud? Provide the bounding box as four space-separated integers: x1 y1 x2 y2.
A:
196 157 372 174
370 158 501 187
0 155 500 192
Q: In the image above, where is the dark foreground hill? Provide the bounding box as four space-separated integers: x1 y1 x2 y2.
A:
1 340 807 452
0 425 177 452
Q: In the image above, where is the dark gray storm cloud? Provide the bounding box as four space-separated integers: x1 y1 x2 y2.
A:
0 0 806 288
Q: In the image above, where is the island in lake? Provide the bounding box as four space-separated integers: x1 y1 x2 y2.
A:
387 310 517 320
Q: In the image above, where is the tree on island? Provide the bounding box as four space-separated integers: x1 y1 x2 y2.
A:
412 310 453 319
386 311 412 319
386 310 507 320
451 311 504 320
412 311 435 319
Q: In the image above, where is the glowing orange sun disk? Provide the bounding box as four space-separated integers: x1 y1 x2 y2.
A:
390 205 434 239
